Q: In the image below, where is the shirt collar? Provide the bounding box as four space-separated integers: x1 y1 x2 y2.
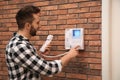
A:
13 32 29 41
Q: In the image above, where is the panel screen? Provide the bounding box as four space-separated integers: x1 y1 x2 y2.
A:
73 30 80 38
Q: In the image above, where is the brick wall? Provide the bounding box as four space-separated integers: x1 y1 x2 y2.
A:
0 0 102 80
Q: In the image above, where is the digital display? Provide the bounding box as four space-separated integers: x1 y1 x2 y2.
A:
73 30 80 38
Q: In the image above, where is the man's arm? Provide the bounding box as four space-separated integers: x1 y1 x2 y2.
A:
12 43 62 76
60 46 79 67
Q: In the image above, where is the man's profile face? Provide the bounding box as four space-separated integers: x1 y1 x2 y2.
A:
30 13 40 36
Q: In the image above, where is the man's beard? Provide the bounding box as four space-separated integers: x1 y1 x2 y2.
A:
30 25 37 36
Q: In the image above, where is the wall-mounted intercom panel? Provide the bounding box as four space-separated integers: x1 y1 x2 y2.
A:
65 28 84 50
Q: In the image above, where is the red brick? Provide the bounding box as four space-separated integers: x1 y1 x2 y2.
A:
0 71 8 76
84 29 89 34
49 0 68 5
79 1 101 7
99 46 101 51
0 1 7 6
67 19 87 24
0 28 8 31
57 46 65 50
0 54 5 58
49 20 66 25
9 27 18 31
79 12 101 18
9 19 16 23
88 18 101 23
78 52 101 58
24 0 39 3
68 7 89 13
3 5 17 9
0 19 9 23
0 15 2 18
0 58 6 62
86 46 99 51
40 15 57 20
90 6 101 12
49 51 65 56
84 41 89 46
0 32 12 36
89 41 101 46
58 36 64 40
0 76 2 79
8 9 19 14
41 5 58 10
69 0 89 2
49 10 67 15
39 25 56 30
33 1 49 6
34 41 43 45
8 0 24 4
1 41 9 45
2 67 8 71
36 31 48 35
88 29 101 34
66 73 87 79
49 30 65 35
79 58 101 63
88 75 102 80
86 69 101 76
85 35 100 40
58 14 78 19
89 64 101 69
0 36 10 40
0 5 3 10
52 41 64 46
8 14 16 18
5 23 16 27
30 36 40 41
40 11 49 16
41 76 54 80
57 25 76 29
58 3 78 9
0 45 6 49
55 72 65 77
40 21 48 25
77 24 101 29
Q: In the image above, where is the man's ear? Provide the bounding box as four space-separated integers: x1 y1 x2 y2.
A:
24 23 31 30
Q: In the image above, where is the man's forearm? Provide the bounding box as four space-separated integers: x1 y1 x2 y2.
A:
60 53 73 67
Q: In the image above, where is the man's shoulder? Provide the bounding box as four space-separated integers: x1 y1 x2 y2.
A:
7 36 25 48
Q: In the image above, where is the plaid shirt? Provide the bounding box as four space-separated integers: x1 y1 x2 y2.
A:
5 33 62 80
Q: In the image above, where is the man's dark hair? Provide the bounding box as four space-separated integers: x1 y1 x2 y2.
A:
16 5 40 30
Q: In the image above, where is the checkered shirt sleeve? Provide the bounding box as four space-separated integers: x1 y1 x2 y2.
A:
12 43 62 75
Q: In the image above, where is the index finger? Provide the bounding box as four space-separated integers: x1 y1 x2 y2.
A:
74 45 80 50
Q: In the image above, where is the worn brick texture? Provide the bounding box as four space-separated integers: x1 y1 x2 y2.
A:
0 0 102 80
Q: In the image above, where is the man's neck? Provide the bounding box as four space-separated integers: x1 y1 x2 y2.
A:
17 30 31 39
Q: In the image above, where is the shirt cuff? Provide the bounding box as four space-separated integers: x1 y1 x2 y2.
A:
55 60 62 73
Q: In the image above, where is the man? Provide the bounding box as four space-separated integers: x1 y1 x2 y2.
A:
5 5 79 80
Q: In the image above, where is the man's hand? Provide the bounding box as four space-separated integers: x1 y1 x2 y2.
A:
67 45 80 58
43 44 51 55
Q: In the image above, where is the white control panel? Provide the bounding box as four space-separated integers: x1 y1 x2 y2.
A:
65 28 84 50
